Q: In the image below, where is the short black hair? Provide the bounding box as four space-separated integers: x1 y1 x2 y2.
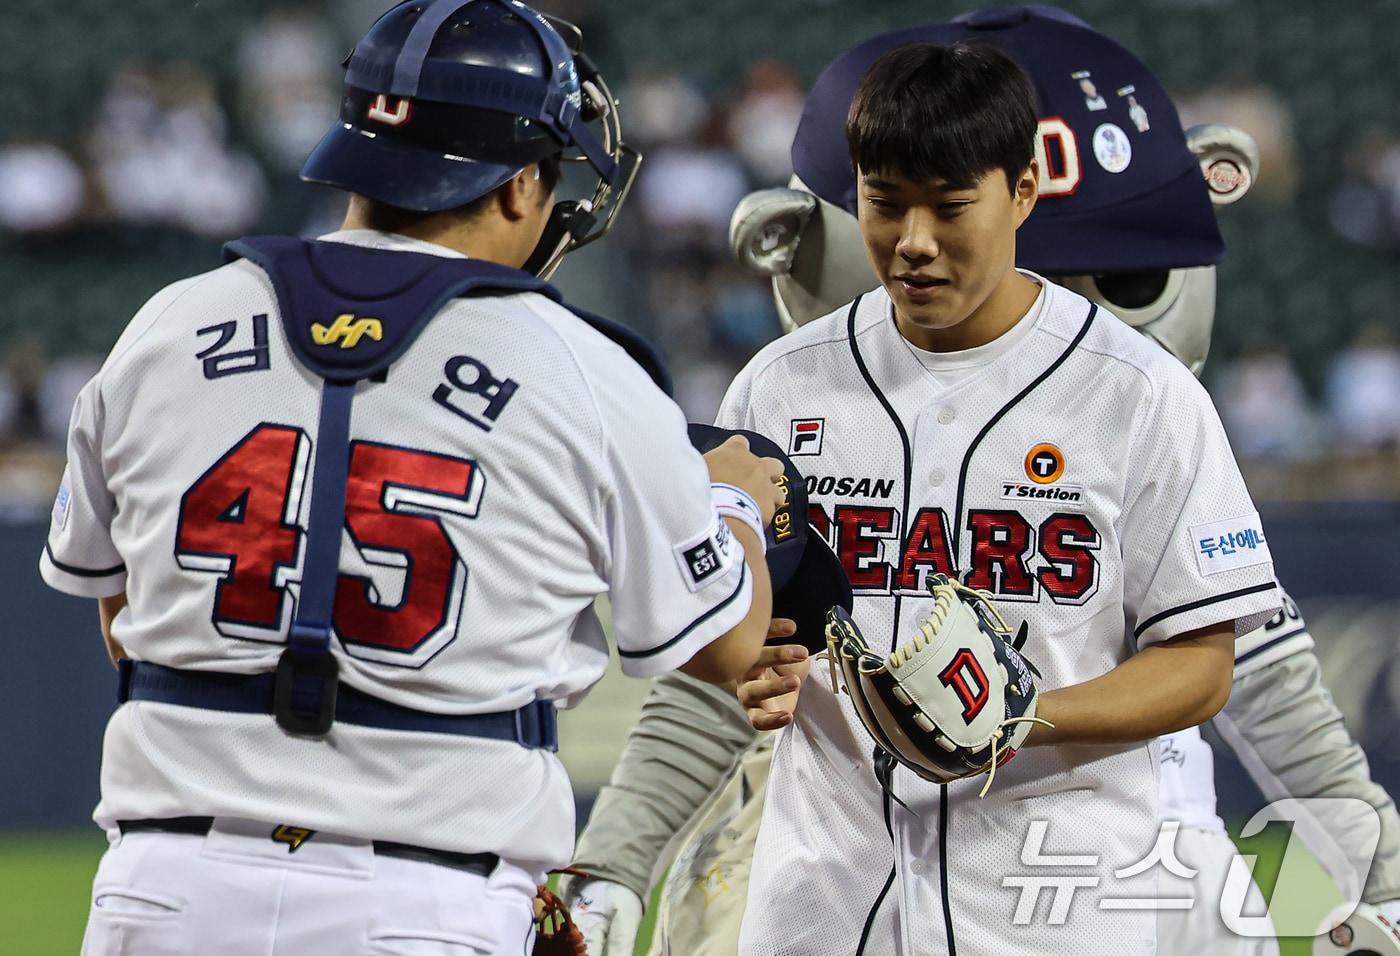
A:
847 42 1037 194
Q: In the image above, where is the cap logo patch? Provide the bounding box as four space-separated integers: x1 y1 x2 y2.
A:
1092 123 1132 174
1035 117 1082 198
367 94 412 127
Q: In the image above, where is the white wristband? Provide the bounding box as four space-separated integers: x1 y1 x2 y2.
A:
711 483 767 554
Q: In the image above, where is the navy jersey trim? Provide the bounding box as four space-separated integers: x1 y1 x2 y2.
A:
952 303 1097 560
844 297 913 652
856 866 897 955
847 296 925 952
939 786 958 956
616 560 749 660
1235 627 1311 668
856 764 899 956
1133 581 1278 638
44 543 125 578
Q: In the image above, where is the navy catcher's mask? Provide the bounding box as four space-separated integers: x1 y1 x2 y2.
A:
792 5 1223 274
301 0 639 277
688 424 852 654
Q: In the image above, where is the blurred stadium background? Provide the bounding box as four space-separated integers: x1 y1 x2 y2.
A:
2 0 1399 952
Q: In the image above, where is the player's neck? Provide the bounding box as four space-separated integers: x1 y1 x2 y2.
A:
339 201 528 267
895 270 1040 353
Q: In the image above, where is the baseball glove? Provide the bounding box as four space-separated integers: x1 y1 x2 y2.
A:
825 574 1049 797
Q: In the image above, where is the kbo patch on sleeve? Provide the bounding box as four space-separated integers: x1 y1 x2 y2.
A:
674 514 737 592
1190 513 1271 577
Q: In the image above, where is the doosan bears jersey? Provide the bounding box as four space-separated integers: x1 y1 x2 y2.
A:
718 276 1279 955
40 230 752 870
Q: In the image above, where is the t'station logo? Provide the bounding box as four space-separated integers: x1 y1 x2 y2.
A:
1024 443 1065 485
789 419 824 456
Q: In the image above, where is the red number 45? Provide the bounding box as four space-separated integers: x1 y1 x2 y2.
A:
175 423 483 666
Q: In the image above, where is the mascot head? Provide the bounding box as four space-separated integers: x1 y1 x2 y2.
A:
730 4 1258 375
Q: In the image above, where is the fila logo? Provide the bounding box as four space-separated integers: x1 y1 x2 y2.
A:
1024 443 1065 484
367 94 412 127
311 314 383 350
271 824 316 853
789 419 824 456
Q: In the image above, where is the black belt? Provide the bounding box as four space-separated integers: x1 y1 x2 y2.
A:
116 818 500 877
117 660 557 750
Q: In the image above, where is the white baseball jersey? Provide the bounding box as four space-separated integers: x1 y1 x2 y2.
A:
1158 583 1314 835
40 229 752 871
723 276 1279 955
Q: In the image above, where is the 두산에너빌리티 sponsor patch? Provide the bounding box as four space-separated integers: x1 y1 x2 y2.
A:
1191 513 1271 577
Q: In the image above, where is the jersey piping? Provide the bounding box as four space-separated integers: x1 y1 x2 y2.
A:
950 303 1098 559
615 560 749 660
43 543 125 577
1233 625 1310 668
845 294 915 956
1132 581 1277 638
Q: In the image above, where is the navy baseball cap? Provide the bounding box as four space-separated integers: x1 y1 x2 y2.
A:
688 424 852 653
792 5 1223 274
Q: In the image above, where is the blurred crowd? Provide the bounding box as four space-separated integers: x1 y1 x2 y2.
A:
1 0 1399 517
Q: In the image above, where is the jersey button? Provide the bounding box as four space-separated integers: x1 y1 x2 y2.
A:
928 468 945 487
937 407 956 425
909 858 927 876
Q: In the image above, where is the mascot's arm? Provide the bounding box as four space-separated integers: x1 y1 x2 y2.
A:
567 671 758 897
1213 649 1400 904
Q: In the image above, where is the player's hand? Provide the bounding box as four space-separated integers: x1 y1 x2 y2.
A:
737 621 810 731
569 879 643 956
702 435 787 525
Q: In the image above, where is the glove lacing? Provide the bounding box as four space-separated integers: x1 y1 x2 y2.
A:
977 713 1054 798
884 578 1011 672
827 576 1054 798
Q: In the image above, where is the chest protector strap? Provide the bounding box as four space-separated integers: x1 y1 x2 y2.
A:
190 235 669 738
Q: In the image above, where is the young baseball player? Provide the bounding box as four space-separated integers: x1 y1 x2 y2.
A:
572 37 1278 956
569 9 1400 956
726 42 1277 955
38 2 784 954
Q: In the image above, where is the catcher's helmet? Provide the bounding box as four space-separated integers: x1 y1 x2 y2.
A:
301 0 639 276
